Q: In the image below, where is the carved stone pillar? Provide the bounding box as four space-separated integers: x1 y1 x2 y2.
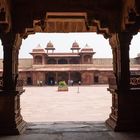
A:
0 32 26 134
55 72 58 83
106 32 140 131
117 32 132 91
68 72 71 81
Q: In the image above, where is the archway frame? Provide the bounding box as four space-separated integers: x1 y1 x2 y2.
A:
0 0 140 134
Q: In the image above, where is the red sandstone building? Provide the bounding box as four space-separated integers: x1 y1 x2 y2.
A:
9 41 138 86
0 41 139 86
18 41 114 86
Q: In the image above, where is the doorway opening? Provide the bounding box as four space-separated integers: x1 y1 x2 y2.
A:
15 32 113 124
45 72 55 85
129 33 140 87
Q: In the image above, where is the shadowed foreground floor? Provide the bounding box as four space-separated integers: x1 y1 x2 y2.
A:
1 86 140 139
1 122 140 140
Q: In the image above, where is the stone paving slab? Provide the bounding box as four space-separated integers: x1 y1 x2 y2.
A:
20 85 111 122
1 122 140 140
25 122 109 134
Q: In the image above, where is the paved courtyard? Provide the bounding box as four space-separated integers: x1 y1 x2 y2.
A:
1 86 140 139
21 85 111 122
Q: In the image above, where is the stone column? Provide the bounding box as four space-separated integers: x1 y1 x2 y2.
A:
56 58 58 64
55 72 58 84
68 72 71 80
0 32 26 134
117 32 132 91
106 32 140 131
67 58 70 64
42 55 45 65
80 54 84 64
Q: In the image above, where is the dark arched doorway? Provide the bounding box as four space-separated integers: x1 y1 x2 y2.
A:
45 72 56 85
71 72 81 85
27 77 33 85
58 72 68 84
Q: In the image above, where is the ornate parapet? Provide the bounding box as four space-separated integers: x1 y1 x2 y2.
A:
108 74 140 91
130 75 140 89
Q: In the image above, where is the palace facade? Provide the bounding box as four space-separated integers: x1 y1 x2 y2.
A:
0 41 139 86
17 41 114 86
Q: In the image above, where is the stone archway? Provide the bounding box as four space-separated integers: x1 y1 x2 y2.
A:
1 0 140 135
70 72 81 85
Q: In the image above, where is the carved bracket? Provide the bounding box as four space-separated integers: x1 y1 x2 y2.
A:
121 0 140 34
0 0 11 33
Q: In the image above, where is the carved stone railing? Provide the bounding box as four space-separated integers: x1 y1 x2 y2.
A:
130 75 140 89
32 64 112 71
108 75 140 90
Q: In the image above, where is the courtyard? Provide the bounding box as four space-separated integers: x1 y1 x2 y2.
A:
1 85 140 139
21 85 111 122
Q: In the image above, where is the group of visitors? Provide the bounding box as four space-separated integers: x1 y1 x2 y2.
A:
37 80 43 86
68 79 74 86
36 79 81 86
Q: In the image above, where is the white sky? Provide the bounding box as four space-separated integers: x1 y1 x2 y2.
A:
0 32 140 58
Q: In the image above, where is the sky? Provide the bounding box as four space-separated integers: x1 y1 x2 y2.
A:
0 32 140 58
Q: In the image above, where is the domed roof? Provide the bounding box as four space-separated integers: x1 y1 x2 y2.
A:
32 44 45 53
81 44 94 52
46 41 55 50
71 41 80 50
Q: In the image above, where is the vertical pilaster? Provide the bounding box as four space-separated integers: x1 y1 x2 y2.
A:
106 32 134 131
117 32 132 92
56 72 58 83
0 32 26 134
42 55 45 65
1 32 15 90
68 72 71 81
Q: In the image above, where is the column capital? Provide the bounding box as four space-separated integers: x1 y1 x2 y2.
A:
109 32 133 49
117 32 133 47
1 32 22 50
1 32 16 46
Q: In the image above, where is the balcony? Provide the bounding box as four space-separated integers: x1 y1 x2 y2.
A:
31 64 112 71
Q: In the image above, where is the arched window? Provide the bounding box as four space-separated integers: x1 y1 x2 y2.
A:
47 59 57 64
58 59 68 64
34 56 42 64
